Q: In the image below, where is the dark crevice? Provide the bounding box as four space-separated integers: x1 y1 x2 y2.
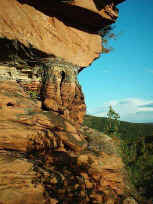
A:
17 0 113 33
0 38 54 66
0 148 26 159
60 71 65 82
60 71 65 88
59 71 66 107
63 143 72 152
7 102 14 107
93 0 112 10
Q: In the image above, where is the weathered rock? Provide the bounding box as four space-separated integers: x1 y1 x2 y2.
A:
0 58 86 125
0 80 132 203
80 126 126 196
0 0 135 203
0 151 46 204
0 0 124 67
41 61 86 124
123 197 138 204
0 81 87 152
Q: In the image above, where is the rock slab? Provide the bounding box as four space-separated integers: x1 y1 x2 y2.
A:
0 0 123 67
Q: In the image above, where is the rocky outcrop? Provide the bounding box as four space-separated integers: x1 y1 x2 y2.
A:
0 0 139 203
0 81 87 152
0 0 124 67
0 151 46 204
0 81 131 204
41 60 86 125
0 57 86 125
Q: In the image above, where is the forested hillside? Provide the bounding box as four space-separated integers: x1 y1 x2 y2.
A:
84 115 153 139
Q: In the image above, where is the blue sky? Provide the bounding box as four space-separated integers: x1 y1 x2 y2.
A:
78 0 153 123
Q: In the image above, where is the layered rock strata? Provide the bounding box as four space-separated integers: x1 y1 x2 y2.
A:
0 0 139 203
0 81 131 204
41 60 86 124
0 56 86 125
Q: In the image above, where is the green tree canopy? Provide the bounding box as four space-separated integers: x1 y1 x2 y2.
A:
104 105 120 135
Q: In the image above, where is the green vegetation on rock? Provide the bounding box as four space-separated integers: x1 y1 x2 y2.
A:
104 105 120 135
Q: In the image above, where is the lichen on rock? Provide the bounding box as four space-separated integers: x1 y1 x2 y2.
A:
41 59 86 124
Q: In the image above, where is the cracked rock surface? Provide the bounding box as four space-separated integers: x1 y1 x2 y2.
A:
0 80 132 204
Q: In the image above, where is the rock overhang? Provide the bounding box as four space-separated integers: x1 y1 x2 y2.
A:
14 0 122 32
0 0 125 67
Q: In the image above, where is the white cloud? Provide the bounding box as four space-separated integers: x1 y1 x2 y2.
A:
147 69 153 74
103 69 110 73
88 98 153 123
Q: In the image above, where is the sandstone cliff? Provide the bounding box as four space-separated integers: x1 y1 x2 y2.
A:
0 0 138 203
0 0 124 67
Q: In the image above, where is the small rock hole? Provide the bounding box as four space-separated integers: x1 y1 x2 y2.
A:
7 102 14 107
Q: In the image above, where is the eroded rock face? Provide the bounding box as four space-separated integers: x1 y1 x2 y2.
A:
0 151 46 204
0 0 137 203
42 60 86 125
123 197 138 204
0 57 86 125
0 80 132 204
0 81 87 152
0 0 124 67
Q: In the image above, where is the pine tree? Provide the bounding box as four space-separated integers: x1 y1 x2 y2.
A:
104 105 120 135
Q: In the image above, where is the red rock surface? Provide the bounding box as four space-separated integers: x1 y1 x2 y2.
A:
0 0 123 67
0 81 87 152
0 0 137 203
42 63 86 125
0 81 132 204
0 151 46 204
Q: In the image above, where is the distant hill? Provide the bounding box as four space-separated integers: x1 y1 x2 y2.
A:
83 114 153 140
83 115 153 203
